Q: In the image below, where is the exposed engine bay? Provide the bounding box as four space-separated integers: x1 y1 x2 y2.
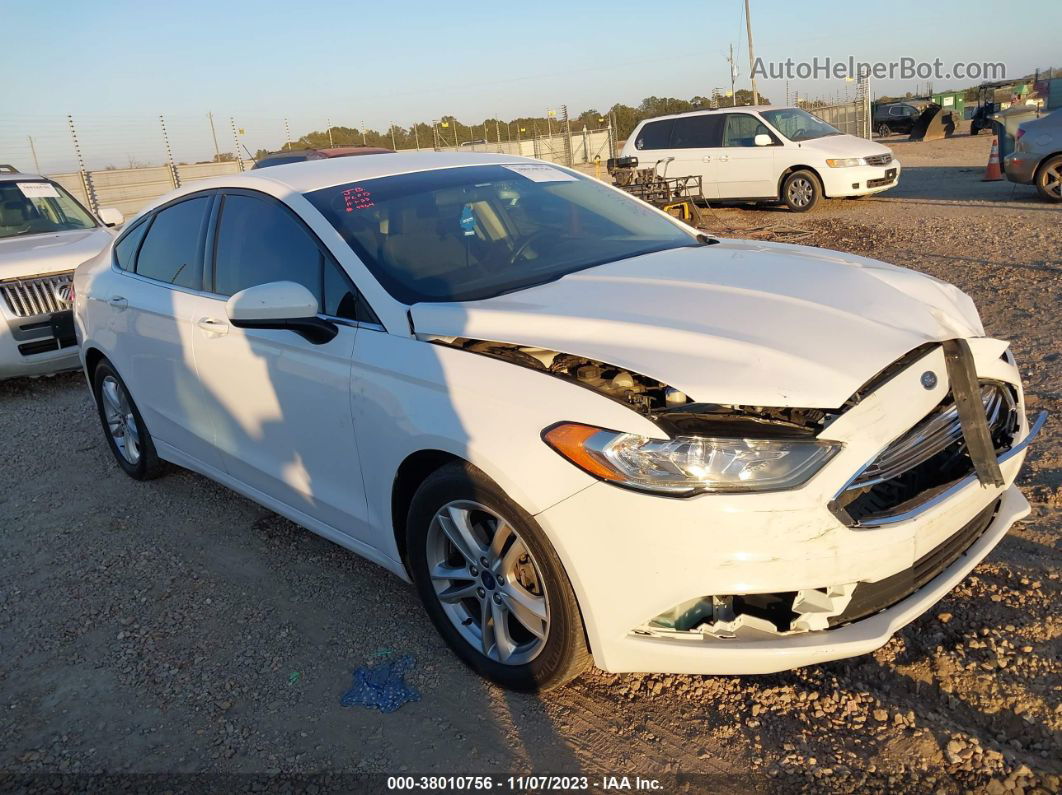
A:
429 336 837 437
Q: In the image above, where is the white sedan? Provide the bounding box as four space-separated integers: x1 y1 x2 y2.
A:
73 153 1042 690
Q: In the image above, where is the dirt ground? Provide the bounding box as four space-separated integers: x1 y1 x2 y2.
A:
1 133 1059 793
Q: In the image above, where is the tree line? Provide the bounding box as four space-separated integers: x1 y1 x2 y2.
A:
245 90 768 159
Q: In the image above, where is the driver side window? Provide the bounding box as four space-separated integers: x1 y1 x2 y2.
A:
722 114 774 147
212 193 376 323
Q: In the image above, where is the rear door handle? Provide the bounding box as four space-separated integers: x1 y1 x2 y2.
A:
702 156 711 162
718 154 730 162
108 296 127 311
197 317 229 336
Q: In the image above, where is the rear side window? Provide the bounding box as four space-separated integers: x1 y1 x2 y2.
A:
113 219 149 271
634 120 674 150
670 115 724 148
213 193 369 322
135 197 209 289
722 114 776 147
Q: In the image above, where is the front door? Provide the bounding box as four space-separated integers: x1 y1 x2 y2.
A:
190 190 373 539
715 113 780 199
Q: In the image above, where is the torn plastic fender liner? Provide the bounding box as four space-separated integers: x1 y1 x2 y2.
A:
942 338 1004 487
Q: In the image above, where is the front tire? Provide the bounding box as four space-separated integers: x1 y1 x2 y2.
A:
92 360 166 480
876 123 891 138
1034 155 1062 202
406 461 590 691
781 169 821 212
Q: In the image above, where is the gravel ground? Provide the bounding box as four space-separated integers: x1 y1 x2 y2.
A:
1 133 1059 793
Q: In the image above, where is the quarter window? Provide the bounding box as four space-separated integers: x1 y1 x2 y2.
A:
213 193 367 322
135 197 209 289
634 120 674 150
114 219 149 271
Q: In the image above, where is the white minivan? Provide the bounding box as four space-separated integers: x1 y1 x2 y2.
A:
620 106 900 211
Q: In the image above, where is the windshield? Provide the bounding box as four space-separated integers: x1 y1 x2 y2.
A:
305 164 697 303
760 108 841 142
0 180 97 239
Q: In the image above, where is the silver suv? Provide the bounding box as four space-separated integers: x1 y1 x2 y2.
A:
1003 109 1062 202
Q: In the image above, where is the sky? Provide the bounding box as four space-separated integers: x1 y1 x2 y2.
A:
2 0 1059 172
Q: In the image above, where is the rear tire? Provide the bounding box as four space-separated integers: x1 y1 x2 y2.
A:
876 124 892 138
1034 154 1062 202
781 169 821 212
406 461 590 691
92 360 166 480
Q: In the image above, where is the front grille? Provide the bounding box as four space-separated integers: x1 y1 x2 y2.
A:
829 499 999 627
833 382 1017 525
0 272 73 318
865 153 893 166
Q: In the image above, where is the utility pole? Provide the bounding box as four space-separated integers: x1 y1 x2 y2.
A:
744 0 759 105
284 118 292 150
390 122 397 151
27 136 40 173
413 124 420 151
67 114 98 213
495 116 501 144
207 112 221 161
327 119 334 148
159 115 180 188
361 122 367 146
728 43 737 107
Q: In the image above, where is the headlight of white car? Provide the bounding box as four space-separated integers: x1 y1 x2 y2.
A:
825 157 867 168
543 422 841 496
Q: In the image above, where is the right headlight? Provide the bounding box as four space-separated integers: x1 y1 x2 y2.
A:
543 422 841 496
825 157 867 168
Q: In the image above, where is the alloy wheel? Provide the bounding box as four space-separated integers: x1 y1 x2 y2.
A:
425 500 550 665
1043 163 1062 199
100 375 141 465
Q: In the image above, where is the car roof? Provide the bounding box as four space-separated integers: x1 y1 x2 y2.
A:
176 151 551 195
0 170 47 182
637 105 793 124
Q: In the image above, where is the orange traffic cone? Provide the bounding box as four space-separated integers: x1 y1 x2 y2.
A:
982 137 1003 181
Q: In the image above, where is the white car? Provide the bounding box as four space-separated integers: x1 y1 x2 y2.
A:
620 106 901 211
0 168 123 379
73 153 1041 690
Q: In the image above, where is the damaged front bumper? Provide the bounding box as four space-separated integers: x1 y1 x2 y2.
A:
534 339 1042 675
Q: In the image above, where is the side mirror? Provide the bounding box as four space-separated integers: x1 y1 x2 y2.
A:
754 134 773 147
225 281 338 345
98 207 124 227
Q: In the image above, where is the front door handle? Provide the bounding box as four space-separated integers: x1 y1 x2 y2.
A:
197 317 229 336
718 154 730 162
702 156 712 162
108 296 127 311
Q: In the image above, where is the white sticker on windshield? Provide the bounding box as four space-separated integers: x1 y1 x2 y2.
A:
502 164 578 183
17 182 60 199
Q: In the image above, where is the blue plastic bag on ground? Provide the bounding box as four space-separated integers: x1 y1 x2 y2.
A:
340 654 420 713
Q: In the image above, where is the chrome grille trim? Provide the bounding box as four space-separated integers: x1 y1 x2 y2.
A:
0 272 73 318
848 384 1012 489
864 153 893 166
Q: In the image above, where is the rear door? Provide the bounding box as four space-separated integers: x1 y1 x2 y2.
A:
667 114 724 199
107 192 225 469
715 113 782 198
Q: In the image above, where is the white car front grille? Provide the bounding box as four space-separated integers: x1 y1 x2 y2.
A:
0 272 73 318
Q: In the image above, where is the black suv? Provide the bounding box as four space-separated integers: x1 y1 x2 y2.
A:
873 103 921 137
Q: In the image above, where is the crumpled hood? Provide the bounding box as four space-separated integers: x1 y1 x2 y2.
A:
0 228 113 281
410 240 984 408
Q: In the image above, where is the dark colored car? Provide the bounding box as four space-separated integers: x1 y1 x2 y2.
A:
872 103 922 138
252 146 393 170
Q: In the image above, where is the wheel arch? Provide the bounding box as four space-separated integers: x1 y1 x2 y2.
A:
1033 151 1062 182
83 346 107 386
391 449 463 569
777 164 824 198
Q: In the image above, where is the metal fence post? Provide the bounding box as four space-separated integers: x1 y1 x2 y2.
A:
160 115 181 188
67 114 98 214
562 105 573 167
284 118 293 150
230 117 245 171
